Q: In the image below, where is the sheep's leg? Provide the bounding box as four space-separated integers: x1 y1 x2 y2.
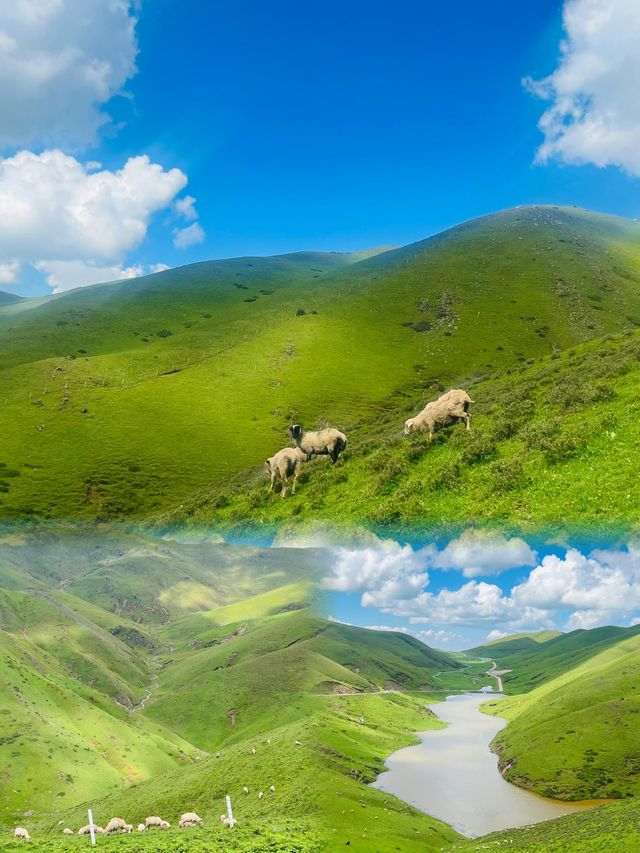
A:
292 470 299 494
465 413 472 431
281 475 288 498
269 471 276 492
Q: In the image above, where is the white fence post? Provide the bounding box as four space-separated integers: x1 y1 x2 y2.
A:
225 794 236 828
88 809 96 845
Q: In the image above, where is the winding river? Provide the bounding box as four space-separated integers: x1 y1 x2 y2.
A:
372 693 601 838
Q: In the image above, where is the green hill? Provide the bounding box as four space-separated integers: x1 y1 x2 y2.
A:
482 632 640 800
481 624 640 693
466 630 562 658
445 797 640 853
3 206 640 524
169 324 640 533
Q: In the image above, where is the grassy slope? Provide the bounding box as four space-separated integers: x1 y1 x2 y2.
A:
445 798 640 853
179 324 640 534
482 633 640 800
3 206 640 522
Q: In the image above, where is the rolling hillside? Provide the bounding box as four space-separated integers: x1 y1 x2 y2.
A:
170 324 640 532
466 630 562 658
2 205 640 523
475 624 640 693
483 631 640 800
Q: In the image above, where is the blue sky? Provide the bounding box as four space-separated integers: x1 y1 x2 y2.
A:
321 531 640 649
1 0 639 294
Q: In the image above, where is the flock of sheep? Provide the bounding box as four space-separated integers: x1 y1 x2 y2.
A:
11 813 203 841
265 389 474 497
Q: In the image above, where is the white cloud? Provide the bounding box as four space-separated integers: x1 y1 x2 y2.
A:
323 540 431 607
511 548 640 616
0 0 138 148
431 529 537 577
526 0 640 174
35 260 142 293
486 629 508 641
174 194 198 222
364 624 460 646
0 150 187 291
0 259 19 284
173 221 205 249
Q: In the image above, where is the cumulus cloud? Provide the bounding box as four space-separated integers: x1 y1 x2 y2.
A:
486 629 508 641
364 624 460 645
0 260 19 284
174 194 198 222
0 0 138 149
0 150 187 291
526 0 640 174
323 540 431 608
431 529 537 577
173 221 205 249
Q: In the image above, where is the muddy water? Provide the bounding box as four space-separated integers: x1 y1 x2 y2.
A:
371 693 601 838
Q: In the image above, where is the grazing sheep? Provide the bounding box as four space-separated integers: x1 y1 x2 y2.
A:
295 739 302 746
243 786 250 794
437 389 474 425
404 389 474 439
77 825 106 836
105 818 133 834
269 785 276 793
137 824 145 832
63 828 73 835
265 446 306 498
258 791 264 799
220 814 233 827
179 812 203 828
145 816 170 829
288 424 347 464
13 827 30 840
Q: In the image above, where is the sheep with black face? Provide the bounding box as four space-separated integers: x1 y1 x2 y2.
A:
288 424 347 464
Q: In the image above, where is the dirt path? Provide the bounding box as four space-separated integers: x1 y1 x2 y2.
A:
485 660 511 692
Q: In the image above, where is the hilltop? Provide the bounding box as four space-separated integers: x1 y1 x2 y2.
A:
2 205 640 524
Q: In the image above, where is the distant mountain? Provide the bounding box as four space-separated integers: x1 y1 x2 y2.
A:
3 205 640 523
0 290 23 305
466 631 562 657
482 624 640 693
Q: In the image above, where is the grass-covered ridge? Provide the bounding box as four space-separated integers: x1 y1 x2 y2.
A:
482 631 640 801
3 206 640 524
166 326 640 534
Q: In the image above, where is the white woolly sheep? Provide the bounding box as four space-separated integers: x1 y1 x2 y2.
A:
243 786 250 794
404 389 474 439
13 827 30 840
105 818 133 834
288 424 347 464
137 824 146 832
145 816 170 829
258 791 264 799
251 747 256 754
63 828 73 835
295 739 302 746
179 812 203 828
77 825 106 836
265 446 306 498
269 785 276 793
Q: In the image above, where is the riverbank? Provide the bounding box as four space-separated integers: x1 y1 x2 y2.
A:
371 693 599 838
